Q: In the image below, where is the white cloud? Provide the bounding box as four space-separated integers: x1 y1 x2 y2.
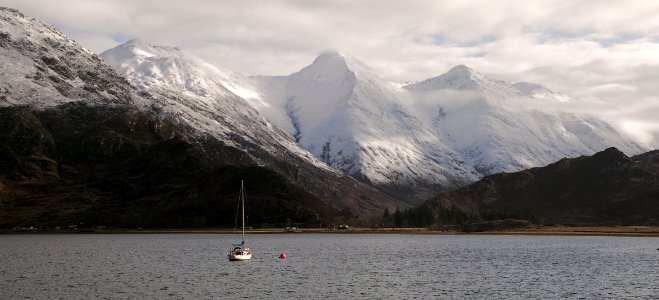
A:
3 0 659 148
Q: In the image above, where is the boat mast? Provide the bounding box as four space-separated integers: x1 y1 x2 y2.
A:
241 179 245 244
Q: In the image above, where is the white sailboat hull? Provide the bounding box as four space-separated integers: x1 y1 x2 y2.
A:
229 253 252 261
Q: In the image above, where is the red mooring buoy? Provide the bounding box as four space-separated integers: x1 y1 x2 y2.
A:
279 253 287 259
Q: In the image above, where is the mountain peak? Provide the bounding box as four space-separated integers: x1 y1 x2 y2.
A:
443 64 488 83
101 39 245 98
123 38 147 46
310 50 353 69
315 50 344 61
306 50 382 82
591 147 629 164
446 64 476 78
404 64 487 92
106 39 183 59
404 65 522 98
123 39 159 50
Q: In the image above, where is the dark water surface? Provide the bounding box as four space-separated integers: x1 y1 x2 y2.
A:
1 234 657 299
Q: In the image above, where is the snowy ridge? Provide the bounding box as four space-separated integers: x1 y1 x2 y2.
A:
405 65 522 99
251 52 647 202
0 7 144 109
100 40 334 172
403 66 646 175
100 39 260 100
255 52 481 201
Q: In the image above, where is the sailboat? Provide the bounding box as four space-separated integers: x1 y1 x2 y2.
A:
229 180 253 261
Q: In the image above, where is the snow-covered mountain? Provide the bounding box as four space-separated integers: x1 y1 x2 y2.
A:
7 4 646 216
404 65 646 175
95 40 647 204
253 52 480 201
100 39 262 103
0 7 405 217
96 38 647 205
250 54 647 203
100 40 314 165
100 40 407 215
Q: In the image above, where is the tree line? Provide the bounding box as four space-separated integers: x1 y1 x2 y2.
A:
380 205 471 228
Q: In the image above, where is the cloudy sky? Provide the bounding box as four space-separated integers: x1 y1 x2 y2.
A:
5 0 659 147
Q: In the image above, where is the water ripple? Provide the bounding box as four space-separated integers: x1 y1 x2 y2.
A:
0 234 657 299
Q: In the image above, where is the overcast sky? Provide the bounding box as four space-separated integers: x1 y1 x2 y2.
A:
4 0 659 148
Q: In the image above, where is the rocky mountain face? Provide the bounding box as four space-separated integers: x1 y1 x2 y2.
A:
423 147 659 226
0 7 405 228
251 54 647 204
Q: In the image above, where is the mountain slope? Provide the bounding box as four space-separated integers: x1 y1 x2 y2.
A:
0 8 143 109
100 41 406 216
424 147 659 225
513 82 570 102
0 104 338 227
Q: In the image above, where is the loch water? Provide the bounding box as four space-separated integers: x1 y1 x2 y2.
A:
0 233 657 299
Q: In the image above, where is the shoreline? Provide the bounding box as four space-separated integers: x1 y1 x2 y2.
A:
464 226 659 238
2 226 659 237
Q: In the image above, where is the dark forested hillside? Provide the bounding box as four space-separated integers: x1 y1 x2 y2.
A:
424 147 659 226
0 104 333 228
